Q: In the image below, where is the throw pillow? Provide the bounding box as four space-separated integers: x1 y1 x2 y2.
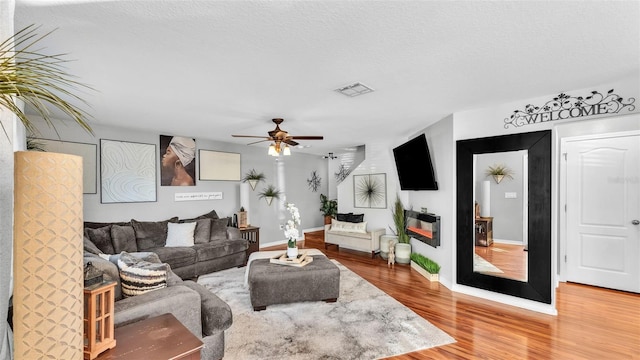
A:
209 218 229 242
330 219 368 234
336 213 352 222
165 222 197 247
196 209 219 220
348 213 365 223
85 225 115 254
117 251 168 297
111 225 137 253
131 217 178 251
180 218 211 244
83 234 103 255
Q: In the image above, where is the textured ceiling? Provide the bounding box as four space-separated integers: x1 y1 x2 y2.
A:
13 0 640 155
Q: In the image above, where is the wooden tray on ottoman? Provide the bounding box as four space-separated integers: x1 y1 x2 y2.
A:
269 251 314 267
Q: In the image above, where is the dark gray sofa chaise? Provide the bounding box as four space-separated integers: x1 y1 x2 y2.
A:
84 252 231 360
83 210 247 279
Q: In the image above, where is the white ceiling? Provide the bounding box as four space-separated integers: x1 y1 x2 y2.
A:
14 0 640 156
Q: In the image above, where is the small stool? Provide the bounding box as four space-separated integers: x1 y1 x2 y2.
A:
248 256 340 311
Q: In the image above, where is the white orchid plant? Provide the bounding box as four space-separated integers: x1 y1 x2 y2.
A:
284 203 301 248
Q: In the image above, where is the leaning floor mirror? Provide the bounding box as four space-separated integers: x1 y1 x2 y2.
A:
456 130 552 304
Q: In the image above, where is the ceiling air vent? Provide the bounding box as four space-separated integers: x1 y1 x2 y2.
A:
334 82 374 97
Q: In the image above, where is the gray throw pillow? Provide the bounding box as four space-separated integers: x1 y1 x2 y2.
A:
83 234 103 255
192 218 212 244
209 218 229 242
131 217 178 251
85 225 115 254
111 225 137 253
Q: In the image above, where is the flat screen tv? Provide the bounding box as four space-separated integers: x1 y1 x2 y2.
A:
393 134 438 190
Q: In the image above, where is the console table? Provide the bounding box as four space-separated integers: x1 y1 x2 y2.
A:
239 226 260 263
96 313 202 360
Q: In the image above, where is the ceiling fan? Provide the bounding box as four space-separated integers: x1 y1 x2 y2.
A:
232 118 324 149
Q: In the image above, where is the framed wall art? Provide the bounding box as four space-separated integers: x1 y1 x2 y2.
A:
35 138 97 194
354 173 387 208
160 135 196 186
199 150 241 181
100 139 157 203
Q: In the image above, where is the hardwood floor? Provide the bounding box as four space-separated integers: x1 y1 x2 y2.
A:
260 231 640 360
475 243 527 281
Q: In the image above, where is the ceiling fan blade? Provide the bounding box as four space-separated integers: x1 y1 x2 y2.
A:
290 136 324 140
284 139 299 146
232 135 270 138
247 139 272 146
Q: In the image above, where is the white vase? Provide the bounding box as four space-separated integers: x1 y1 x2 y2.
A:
395 243 412 264
287 247 299 259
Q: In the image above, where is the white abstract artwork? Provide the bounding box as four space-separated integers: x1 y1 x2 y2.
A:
100 139 157 203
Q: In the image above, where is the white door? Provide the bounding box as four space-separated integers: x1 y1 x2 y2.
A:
565 132 640 293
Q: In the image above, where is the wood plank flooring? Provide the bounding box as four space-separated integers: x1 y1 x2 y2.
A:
259 231 640 360
475 243 527 281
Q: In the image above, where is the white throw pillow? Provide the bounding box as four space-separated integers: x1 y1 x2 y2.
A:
330 219 367 234
165 222 197 247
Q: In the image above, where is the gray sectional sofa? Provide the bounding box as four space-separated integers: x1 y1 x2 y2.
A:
82 209 247 360
83 209 247 279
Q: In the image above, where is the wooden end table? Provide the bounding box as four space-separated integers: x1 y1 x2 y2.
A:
96 313 203 360
239 226 260 263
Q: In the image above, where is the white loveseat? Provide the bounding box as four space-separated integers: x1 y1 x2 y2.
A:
324 221 385 258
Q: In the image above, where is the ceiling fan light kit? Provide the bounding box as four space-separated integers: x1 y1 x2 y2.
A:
232 118 323 156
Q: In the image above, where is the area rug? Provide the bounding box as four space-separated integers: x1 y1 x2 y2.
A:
197 259 455 360
474 253 503 274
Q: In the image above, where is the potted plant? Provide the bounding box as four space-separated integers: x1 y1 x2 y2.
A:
242 169 266 190
319 194 338 225
1 25 94 136
284 203 301 258
392 195 411 264
410 253 440 282
258 184 281 205
485 164 514 184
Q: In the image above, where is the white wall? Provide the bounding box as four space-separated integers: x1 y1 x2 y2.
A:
28 116 328 247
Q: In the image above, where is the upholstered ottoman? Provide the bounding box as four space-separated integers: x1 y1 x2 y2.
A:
248 256 340 311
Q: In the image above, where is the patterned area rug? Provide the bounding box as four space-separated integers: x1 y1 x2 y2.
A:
474 253 504 274
198 260 455 360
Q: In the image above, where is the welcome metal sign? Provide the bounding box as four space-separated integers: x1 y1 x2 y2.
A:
504 89 636 129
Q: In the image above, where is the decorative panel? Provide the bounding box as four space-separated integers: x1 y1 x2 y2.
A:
13 151 84 359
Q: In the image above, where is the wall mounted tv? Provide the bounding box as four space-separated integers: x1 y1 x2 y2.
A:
393 134 438 190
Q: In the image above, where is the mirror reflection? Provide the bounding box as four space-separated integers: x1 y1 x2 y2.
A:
473 151 528 282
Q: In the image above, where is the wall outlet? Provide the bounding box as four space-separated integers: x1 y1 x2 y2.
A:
505 192 517 199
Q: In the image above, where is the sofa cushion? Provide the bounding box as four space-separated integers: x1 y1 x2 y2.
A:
83 234 103 255
330 219 367 234
209 218 230 242
84 220 131 229
111 225 138 253
165 222 197 247
85 225 115 254
193 239 248 262
131 217 178 251
180 218 211 244
192 209 219 220
150 246 197 271
118 252 168 297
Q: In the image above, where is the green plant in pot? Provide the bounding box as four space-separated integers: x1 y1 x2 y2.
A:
319 193 337 225
258 184 281 206
485 164 514 184
284 203 301 258
242 169 266 190
392 195 411 264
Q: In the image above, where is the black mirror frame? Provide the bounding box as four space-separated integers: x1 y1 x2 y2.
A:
456 130 552 304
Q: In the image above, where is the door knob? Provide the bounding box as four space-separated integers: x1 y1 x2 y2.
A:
633 220 640 225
